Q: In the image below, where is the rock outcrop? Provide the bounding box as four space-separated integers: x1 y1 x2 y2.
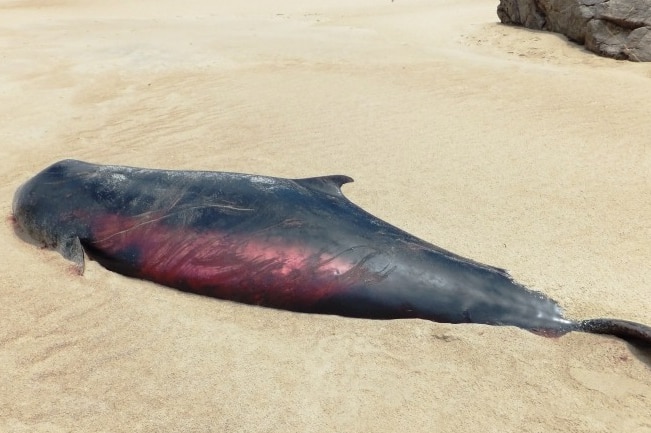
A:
497 0 651 62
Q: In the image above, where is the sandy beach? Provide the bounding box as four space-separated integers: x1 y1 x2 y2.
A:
1 0 650 431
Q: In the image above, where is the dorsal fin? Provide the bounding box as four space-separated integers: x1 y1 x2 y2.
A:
293 175 354 197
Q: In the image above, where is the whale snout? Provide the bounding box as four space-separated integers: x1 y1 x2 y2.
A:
12 180 31 232
12 181 26 216
11 176 55 248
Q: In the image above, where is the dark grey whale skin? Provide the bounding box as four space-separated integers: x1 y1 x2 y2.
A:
11 159 651 344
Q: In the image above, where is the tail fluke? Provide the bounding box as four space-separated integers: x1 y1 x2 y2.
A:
579 318 651 346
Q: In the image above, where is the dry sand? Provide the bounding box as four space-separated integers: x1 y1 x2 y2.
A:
1 0 650 432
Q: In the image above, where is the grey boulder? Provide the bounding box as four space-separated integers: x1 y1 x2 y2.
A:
497 0 651 62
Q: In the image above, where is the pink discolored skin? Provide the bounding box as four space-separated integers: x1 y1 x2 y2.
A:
88 212 385 311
